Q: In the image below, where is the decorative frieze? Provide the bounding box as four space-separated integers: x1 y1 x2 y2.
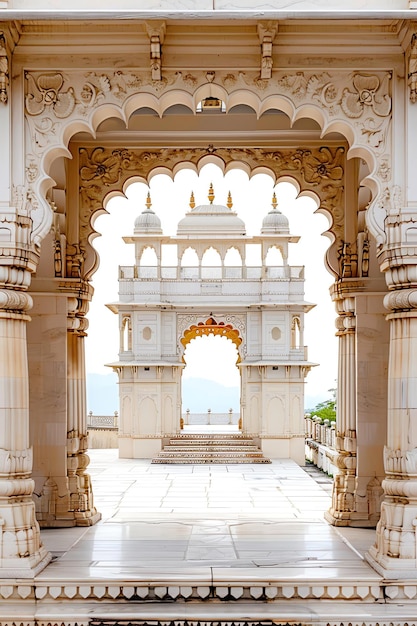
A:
78 145 345 269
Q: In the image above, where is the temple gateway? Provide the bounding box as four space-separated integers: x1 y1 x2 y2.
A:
107 188 314 463
2 1 417 623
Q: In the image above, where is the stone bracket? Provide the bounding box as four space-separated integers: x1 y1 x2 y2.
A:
257 21 278 80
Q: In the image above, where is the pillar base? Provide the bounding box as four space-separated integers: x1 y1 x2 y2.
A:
75 510 102 526
325 510 379 528
0 546 51 578
366 546 417 580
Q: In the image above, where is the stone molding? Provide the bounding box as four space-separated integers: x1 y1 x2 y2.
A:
22 67 391 251
77 144 345 279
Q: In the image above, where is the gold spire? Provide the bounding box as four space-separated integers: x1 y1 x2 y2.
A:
189 191 195 209
145 192 152 211
208 183 215 204
227 191 233 209
271 191 278 211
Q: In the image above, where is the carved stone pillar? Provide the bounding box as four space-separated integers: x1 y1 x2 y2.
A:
67 304 100 526
367 208 417 577
326 284 387 528
325 292 357 525
0 274 50 576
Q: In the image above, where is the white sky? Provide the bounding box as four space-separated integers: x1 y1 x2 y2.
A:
85 163 338 406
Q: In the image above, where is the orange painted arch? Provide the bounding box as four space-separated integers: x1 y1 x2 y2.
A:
180 317 242 363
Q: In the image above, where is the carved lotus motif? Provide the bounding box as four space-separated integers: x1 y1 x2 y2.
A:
25 72 76 119
297 147 344 185
341 73 391 119
80 147 122 186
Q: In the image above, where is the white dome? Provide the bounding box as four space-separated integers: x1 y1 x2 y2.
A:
261 208 289 234
177 203 246 236
261 194 289 234
177 187 246 237
134 194 163 234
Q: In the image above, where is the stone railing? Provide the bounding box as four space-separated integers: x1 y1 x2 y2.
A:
119 265 304 281
87 412 119 449
182 410 239 425
304 414 337 476
87 411 119 428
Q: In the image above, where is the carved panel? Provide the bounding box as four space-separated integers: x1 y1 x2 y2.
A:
22 67 391 250
78 145 345 271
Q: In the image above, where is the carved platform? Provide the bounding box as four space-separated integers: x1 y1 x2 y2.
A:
152 433 271 464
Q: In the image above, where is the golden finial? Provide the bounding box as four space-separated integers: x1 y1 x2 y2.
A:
145 192 152 211
189 191 195 209
271 192 278 211
227 191 233 209
208 183 215 205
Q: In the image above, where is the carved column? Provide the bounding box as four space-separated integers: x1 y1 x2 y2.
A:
0 263 50 575
367 208 417 577
326 290 357 525
67 301 100 526
0 35 50 574
326 281 387 528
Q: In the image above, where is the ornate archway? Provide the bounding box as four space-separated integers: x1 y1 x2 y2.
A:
23 74 390 534
180 316 243 362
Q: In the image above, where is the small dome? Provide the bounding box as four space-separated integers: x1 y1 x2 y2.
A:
134 193 163 234
261 193 289 234
177 186 246 237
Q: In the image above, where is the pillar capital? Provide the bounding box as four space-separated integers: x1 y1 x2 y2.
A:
378 207 417 292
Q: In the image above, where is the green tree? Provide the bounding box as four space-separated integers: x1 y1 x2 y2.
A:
308 398 336 422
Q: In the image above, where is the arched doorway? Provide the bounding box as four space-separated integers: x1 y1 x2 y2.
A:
181 320 242 433
18 58 394 566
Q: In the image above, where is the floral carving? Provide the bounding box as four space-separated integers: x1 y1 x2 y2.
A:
32 117 60 150
78 145 345 278
80 147 123 186
341 73 391 119
293 147 344 186
25 72 76 118
358 118 387 150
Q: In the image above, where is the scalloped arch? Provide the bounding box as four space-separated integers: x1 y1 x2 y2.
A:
31 82 385 251
180 317 242 364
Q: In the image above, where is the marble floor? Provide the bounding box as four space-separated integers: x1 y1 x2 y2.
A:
23 450 417 623
40 449 375 577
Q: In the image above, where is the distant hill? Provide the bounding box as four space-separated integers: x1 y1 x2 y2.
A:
86 372 327 415
182 378 239 413
86 372 239 415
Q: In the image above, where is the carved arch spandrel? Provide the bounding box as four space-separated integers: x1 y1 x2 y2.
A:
77 145 345 279
24 68 392 252
180 317 242 364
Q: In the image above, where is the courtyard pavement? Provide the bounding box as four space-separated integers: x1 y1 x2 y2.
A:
39 448 377 582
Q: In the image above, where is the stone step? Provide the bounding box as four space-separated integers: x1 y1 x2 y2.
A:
173 433 251 440
152 457 271 464
168 439 257 446
152 433 271 464
165 443 259 454
157 451 266 458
